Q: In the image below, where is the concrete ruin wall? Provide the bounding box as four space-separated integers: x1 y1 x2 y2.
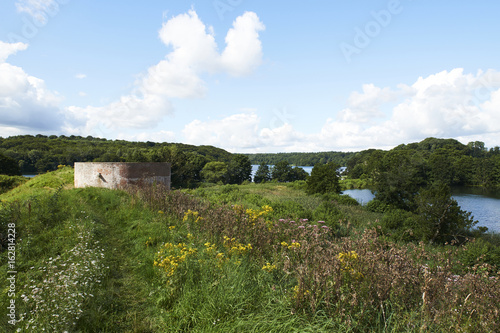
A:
74 162 171 190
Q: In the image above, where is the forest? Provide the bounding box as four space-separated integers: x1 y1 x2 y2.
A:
346 137 500 188
1 135 499 190
246 151 354 166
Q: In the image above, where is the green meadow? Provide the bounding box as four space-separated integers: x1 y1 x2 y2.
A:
1 167 499 332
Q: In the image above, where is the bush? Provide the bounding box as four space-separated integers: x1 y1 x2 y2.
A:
322 193 359 206
0 152 21 176
306 162 341 195
270 201 312 221
458 237 500 269
313 201 345 224
0 175 28 194
379 208 419 242
366 199 390 213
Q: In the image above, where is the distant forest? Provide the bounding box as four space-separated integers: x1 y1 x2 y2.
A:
0 135 233 188
1 135 499 188
246 151 355 166
346 137 500 188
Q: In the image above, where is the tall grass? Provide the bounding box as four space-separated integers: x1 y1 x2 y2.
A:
138 184 499 332
1 170 498 332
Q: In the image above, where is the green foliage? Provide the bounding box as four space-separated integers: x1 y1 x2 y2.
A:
366 199 390 213
372 150 428 211
306 162 341 195
414 183 478 244
322 193 360 206
227 154 252 184
0 152 21 176
378 208 419 242
271 161 308 183
458 237 500 268
1 171 499 332
253 162 271 183
246 151 354 166
201 161 228 184
271 200 313 221
346 137 500 188
312 200 344 224
0 175 28 194
0 135 233 188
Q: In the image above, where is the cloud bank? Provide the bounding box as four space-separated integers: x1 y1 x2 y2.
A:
64 10 265 135
1 11 500 152
0 41 62 133
183 69 500 152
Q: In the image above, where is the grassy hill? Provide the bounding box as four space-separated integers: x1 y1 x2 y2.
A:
1 168 499 332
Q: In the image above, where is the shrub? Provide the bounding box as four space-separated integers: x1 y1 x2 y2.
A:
322 193 359 206
313 201 344 224
366 199 390 213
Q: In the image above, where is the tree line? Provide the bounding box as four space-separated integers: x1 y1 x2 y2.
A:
346 137 500 188
0 135 242 188
246 151 354 166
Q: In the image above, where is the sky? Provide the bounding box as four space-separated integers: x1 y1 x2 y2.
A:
1 0 500 153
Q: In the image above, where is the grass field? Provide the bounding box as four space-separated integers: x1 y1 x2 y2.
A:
1 168 498 332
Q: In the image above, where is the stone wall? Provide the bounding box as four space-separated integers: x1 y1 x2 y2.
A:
74 162 171 189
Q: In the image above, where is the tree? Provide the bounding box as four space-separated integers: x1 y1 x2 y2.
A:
271 161 293 182
201 162 228 184
290 166 308 182
306 162 341 195
0 152 21 176
414 182 478 244
254 162 271 183
372 150 428 211
227 154 252 184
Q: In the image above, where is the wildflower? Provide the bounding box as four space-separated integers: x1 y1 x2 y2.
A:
262 262 276 272
298 226 305 229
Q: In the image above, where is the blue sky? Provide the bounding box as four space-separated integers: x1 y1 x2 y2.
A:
1 0 500 152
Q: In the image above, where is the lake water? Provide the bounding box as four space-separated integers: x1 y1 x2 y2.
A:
342 188 500 233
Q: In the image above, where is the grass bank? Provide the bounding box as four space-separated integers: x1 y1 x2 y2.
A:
1 169 499 332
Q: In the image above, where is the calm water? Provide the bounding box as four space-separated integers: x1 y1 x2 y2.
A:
342 188 500 233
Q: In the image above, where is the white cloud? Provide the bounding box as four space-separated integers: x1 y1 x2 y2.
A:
315 68 500 151
0 41 63 131
75 73 87 79
0 41 28 63
183 113 261 151
66 10 265 135
181 69 500 153
116 130 176 143
220 12 265 76
182 113 308 153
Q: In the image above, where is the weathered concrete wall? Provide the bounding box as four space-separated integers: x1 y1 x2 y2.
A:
74 162 171 189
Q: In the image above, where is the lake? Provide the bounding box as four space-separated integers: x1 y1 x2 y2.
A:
342 188 500 233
